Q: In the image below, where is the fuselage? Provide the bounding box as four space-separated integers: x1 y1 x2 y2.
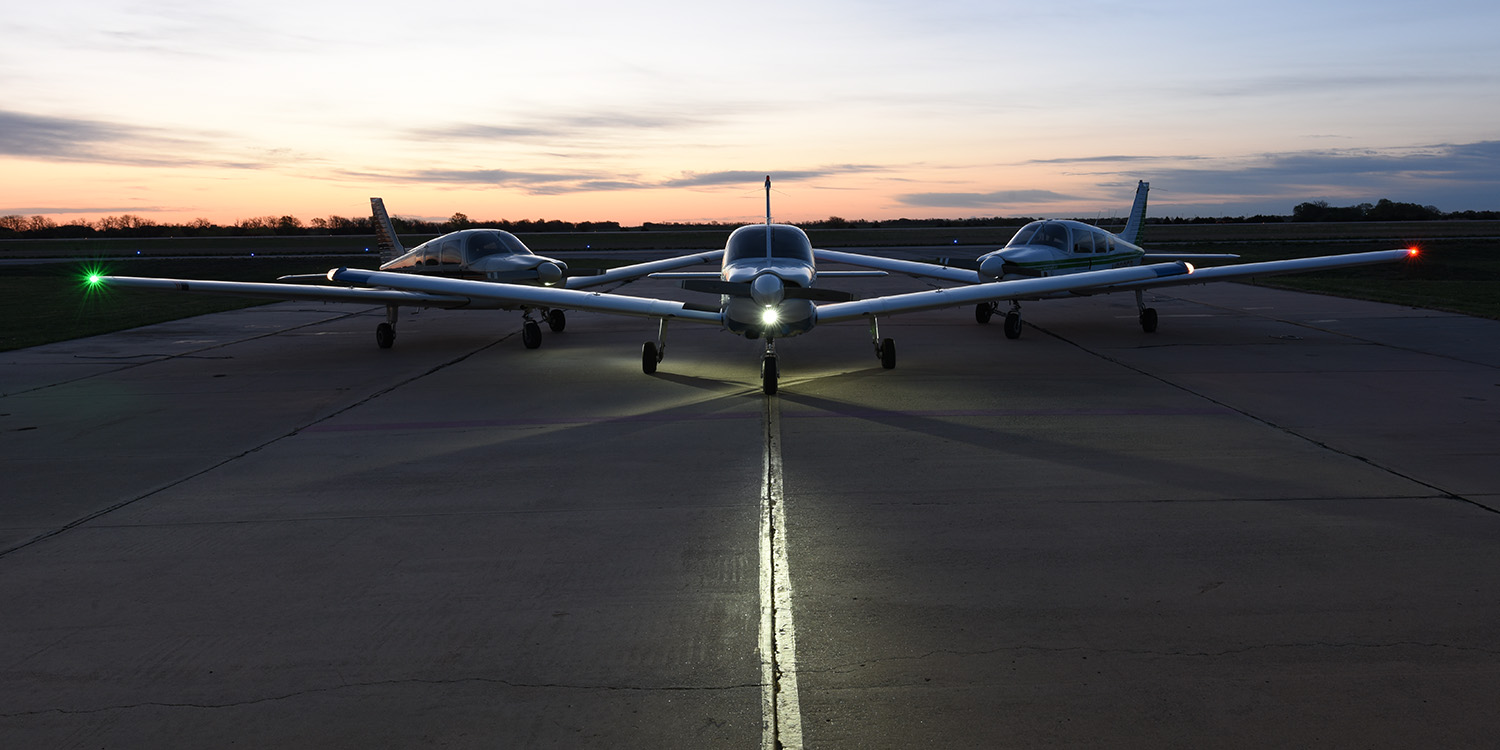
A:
719 224 819 338
380 228 569 284
977 220 1146 280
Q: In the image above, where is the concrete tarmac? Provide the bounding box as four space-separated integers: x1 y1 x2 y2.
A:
2 268 1498 748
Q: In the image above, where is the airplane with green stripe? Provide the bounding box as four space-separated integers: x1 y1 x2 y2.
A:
817 181 1414 339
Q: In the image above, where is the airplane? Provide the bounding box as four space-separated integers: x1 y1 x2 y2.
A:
815 181 1417 339
94 198 724 349
324 178 1208 394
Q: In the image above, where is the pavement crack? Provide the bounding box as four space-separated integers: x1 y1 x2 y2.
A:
0 331 509 561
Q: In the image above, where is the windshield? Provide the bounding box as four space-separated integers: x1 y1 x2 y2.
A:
724 225 814 264
1007 221 1069 251
466 230 532 261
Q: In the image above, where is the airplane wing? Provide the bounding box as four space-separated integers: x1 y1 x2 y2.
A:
565 250 724 289
814 262 1193 325
815 248 984 283
97 276 475 308
330 268 725 324
1081 249 1415 293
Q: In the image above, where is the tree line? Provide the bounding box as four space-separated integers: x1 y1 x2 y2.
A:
3 200 1497 240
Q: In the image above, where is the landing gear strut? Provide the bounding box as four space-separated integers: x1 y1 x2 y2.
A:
869 315 896 370
642 319 667 375
375 305 398 348
1136 290 1158 333
761 338 779 395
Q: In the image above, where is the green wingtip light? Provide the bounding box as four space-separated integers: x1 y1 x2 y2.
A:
79 264 110 295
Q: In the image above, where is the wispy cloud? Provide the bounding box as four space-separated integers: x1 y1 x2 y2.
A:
894 189 1080 210
662 166 883 188
339 164 888 196
0 109 264 169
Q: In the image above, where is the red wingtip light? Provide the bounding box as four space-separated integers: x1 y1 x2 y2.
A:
1407 247 1420 257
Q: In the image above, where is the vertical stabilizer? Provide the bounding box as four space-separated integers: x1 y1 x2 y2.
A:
370 197 405 265
1118 180 1150 245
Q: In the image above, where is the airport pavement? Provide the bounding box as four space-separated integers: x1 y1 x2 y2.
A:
2 269 1498 748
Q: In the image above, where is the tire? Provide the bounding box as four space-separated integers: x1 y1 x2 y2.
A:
1140 307 1158 333
880 338 896 369
642 342 658 374
522 320 542 349
1003 311 1023 339
375 322 395 349
547 309 567 332
761 355 778 395
975 303 993 325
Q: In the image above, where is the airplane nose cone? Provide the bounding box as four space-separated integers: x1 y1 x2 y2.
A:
536 261 564 285
978 254 1011 279
750 273 785 306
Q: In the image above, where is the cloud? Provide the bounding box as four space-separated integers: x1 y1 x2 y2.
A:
661 166 882 188
342 164 887 196
894 189 1079 210
0 109 265 169
406 111 723 145
1000 141 1500 214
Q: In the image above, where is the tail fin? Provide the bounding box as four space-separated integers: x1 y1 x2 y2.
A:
370 197 405 265
1118 180 1149 245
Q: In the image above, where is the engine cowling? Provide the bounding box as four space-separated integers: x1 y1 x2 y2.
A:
536 261 565 285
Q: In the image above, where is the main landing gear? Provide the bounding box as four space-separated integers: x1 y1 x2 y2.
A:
1136 290 1158 333
519 307 568 350
976 294 1159 337
974 302 1023 338
371 305 569 350
642 319 667 375
869 315 896 370
375 305 399 348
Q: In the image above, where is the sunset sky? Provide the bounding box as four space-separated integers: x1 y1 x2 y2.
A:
3 0 1498 227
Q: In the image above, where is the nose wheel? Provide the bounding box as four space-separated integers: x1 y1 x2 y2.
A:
1003 303 1023 339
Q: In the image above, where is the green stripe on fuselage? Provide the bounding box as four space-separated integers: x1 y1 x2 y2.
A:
1005 251 1145 274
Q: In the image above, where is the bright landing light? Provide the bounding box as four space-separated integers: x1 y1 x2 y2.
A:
761 307 780 326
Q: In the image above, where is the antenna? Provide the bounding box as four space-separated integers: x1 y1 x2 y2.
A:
764 175 773 260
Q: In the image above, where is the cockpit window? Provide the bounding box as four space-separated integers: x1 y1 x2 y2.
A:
1007 221 1069 251
724 225 814 264
466 230 531 261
